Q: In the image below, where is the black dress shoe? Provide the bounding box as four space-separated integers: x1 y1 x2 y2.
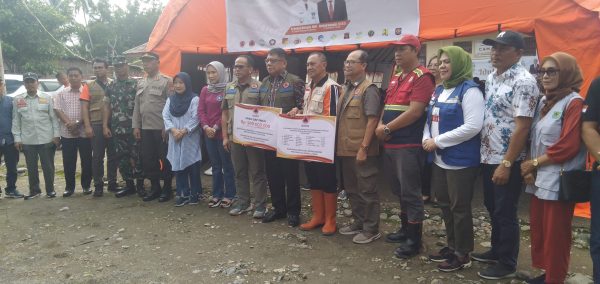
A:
115 188 135 198
287 214 300 227
262 211 286 223
142 190 161 202
385 228 408 243
158 189 172 202
63 190 74 197
82 188 92 195
93 187 103 197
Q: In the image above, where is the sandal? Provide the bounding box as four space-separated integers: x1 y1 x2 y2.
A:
208 198 221 208
220 198 232 208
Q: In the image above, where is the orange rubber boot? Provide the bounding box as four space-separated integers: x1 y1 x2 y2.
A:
322 192 338 236
300 190 324 231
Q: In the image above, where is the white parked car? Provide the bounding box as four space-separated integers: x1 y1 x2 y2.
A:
4 74 63 97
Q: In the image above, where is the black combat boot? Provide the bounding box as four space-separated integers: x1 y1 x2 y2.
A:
115 180 136 198
158 179 172 202
143 179 161 202
394 222 423 259
136 179 146 197
385 213 408 243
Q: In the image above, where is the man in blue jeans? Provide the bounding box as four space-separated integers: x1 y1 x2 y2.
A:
0 77 24 198
582 76 600 282
473 31 540 280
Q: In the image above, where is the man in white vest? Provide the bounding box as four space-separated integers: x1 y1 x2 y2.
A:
298 52 341 236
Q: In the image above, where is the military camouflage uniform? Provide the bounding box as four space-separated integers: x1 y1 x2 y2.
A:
104 78 143 182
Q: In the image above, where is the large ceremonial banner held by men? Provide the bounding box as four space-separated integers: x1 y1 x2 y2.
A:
233 104 336 163
233 104 282 151
225 0 420 52
276 115 336 163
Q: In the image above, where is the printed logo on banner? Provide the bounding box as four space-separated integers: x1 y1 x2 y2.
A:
302 117 309 124
249 40 255 47
225 0 420 52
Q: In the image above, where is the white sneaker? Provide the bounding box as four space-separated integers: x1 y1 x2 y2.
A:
204 167 213 176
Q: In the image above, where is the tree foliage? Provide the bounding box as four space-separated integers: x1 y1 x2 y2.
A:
0 0 76 74
0 0 163 75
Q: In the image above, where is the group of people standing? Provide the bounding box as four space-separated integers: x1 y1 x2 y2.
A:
1 30 600 283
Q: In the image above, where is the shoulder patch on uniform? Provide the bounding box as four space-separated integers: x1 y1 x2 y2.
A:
413 68 424 77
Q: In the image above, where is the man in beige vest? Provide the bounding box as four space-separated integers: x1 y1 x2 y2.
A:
222 55 269 218
336 50 382 244
81 58 115 197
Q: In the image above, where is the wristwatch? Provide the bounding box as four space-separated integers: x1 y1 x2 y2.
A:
383 125 391 135
501 159 512 168
532 158 539 168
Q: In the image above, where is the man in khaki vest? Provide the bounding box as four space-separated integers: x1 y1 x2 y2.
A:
259 48 305 227
222 55 269 218
336 50 382 244
81 58 115 197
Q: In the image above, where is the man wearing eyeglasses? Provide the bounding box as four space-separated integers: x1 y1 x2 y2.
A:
259 48 305 227
336 49 383 244
222 55 269 218
375 34 435 257
472 30 540 280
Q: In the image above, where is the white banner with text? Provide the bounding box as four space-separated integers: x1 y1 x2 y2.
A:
226 0 420 52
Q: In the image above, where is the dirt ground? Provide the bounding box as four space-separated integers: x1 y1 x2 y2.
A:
0 151 594 284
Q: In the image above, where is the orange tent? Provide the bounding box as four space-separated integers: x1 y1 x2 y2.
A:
148 0 599 218
148 0 600 95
